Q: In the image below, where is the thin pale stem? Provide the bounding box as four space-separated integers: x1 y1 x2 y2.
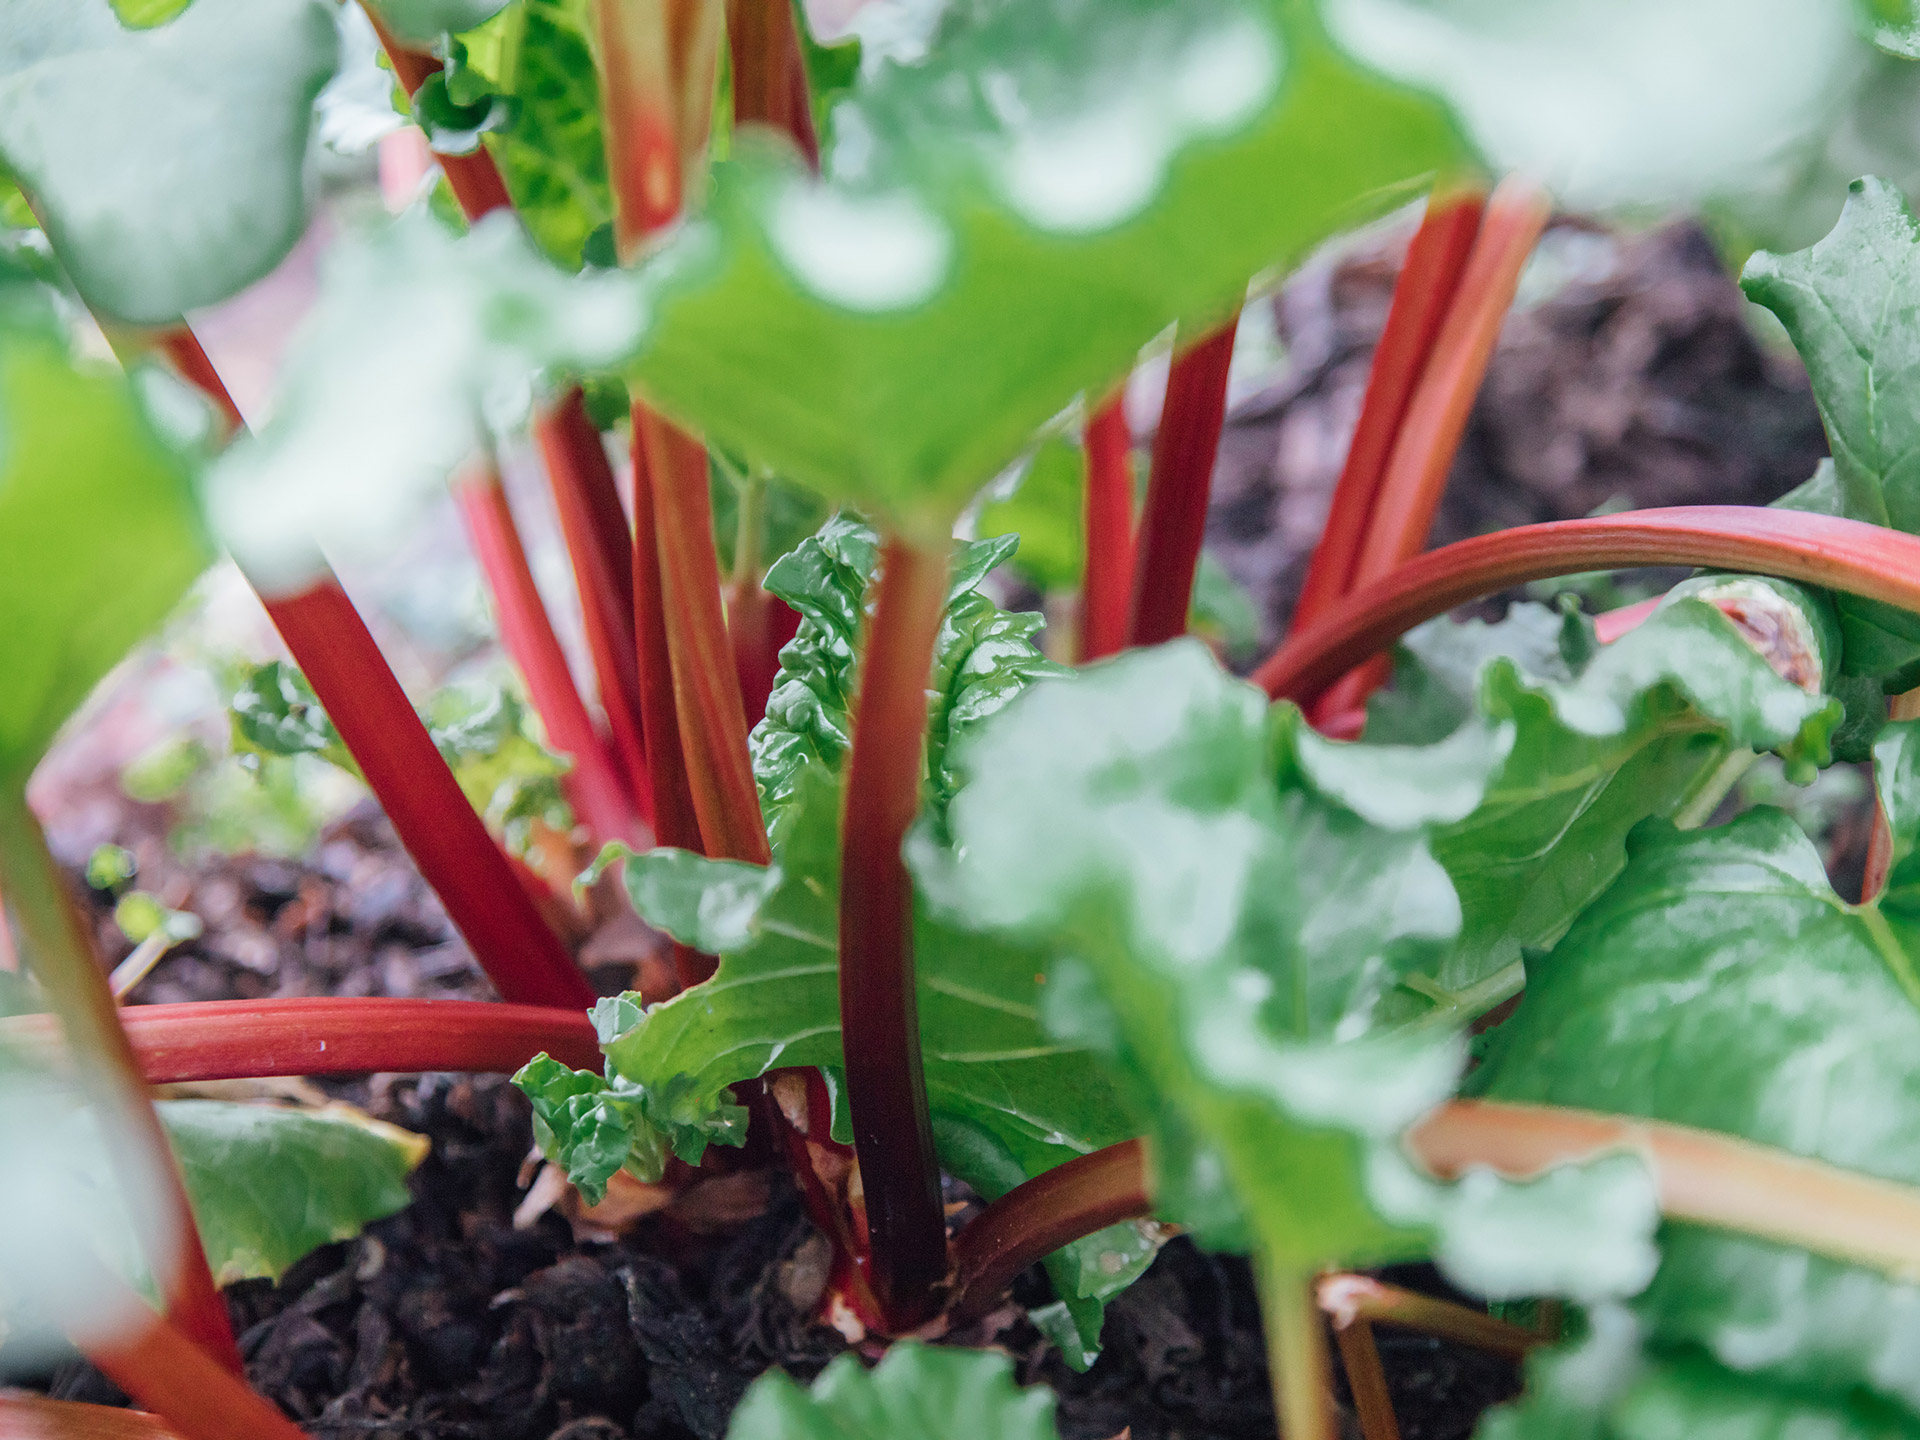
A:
3 997 602 1082
950 1139 1149 1319
838 535 952 1329
1252 507 1920 708
1258 1254 1334 1440
0 799 240 1373
454 463 642 845
1329 1317 1401 1440
77 1272 305 1440
1318 1273 1539 1361
637 409 771 866
1079 395 1136 662
265 579 594 1009
1412 1099 1920 1278
1292 183 1485 633
535 394 654 820
1128 319 1239 648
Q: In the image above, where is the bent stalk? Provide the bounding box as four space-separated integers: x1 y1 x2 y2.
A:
1317 1273 1539 1360
838 535 952 1329
1252 508 1920 707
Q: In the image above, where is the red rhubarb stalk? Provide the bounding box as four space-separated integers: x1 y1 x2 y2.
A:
0 800 241 1374
636 410 772 865
368 18 515 220
80 1279 306 1440
726 0 819 164
0 1393 180 1439
595 0 688 258
535 395 654 817
265 580 594 1008
0 997 605 1082
1312 178 1550 720
838 536 952 1329
1252 507 1920 708
1127 319 1240 648
950 1139 1148 1319
1292 183 1485 633
454 463 642 845
1079 395 1136 662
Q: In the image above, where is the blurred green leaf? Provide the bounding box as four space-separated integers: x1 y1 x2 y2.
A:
726 1343 1060 1440
709 460 832 580
161 1099 425 1285
629 0 1463 536
0 0 339 324
1189 553 1260 661
230 660 355 771
978 437 1087 595
84 843 136 892
112 891 200 945
364 0 512 45
204 212 645 594
427 681 574 847
1474 719 1920 1417
0 329 210 790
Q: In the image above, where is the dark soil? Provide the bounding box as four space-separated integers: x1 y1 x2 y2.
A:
19 212 1842 1439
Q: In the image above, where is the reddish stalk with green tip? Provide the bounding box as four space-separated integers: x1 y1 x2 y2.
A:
1079 395 1136 662
726 0 819 165
1127 319 1240 648
367 20 514 219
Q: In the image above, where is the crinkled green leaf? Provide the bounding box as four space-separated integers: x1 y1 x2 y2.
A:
628 0 1462 536
1475 720 1920 1417
0 0 338 324
1373 598 1840 1013
726 1342 1060 1440
1744 179 1920 685
0 327 211 789
1324 0 1866 215
160 1099 425 1285
935 642 1663 1295
365 0 512 46
453 0 611 269
204 211 645 595
511 1052 681 1203
752 516 1057 831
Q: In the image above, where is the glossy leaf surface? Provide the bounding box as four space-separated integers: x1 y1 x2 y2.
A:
0 328 210 789
1475 720 1920 1416
627 0 1462 535
726 1342 1060 1440
160 1099 426 1285
0 0 339 323
1744 178 1920 683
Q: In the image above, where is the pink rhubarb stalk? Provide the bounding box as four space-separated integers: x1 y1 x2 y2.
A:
1079 396 1136 662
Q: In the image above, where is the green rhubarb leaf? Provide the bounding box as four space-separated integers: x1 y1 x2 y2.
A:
977 437 1088 596
204 211 644 595
1743 178 1920 685
752 516 1058 831
1323 0 1867 215
726 1342 1060 1440
364 0 512 46
933 643 1666 1295
451 0 612 270
1865 0 1920 58
230 660 354 771
159 1099 426 1285
627 0 1463 537
0 0 339 324
511 1051 678 1203
1474 719 1920 1418
0 326 210 790
1406 596 1841 1010
426 681 572 846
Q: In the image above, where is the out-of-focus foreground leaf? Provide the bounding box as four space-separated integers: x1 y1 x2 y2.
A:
726 1342 1060 1440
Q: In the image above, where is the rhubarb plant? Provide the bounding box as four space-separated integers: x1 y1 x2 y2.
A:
16 1 1920 1438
